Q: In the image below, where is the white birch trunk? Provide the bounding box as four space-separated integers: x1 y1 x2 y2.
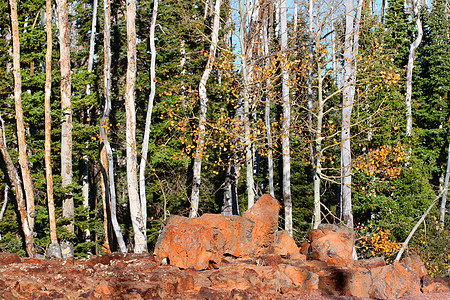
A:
0 185 8 220
313 43 324 229
406 0 423 136
280 0 292 236
191 0 222 217
238 0 255 208
139 0 158 229
126 0 147 253
440 142 450 224
341 0 356 228
263 19 274 197
101 0 127 253
82 0 97 244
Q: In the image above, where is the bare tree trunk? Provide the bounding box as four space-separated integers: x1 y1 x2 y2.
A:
406 0 423 136
0 185 8 220
57 0 74 258
341 0 356 229
313 39 325 229
126 0 147 253
9 0 35 233
103 0 127 253
238 0 255 209
0 112 34 257
82 0 98 246
262 17 274 197
191 0 222 217
139 0 158 226
440 142 450 225
279 0 292 236
44 0 61 258
395 187 447 262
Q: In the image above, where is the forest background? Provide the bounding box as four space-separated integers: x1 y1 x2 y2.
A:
0 0 448 276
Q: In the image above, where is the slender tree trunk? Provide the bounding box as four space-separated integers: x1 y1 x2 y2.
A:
279 0 292 235
82 0 98 246
341 0 356 229
262 18 274 197
9 0 35 233
0 185 8 220
238 0 255 209
440 142 450 225
139 0 158 225
44 0 60 258
313 37 325 229
395 187 447 262
57 0 74 257
126 0 147 253
406 0 423 136
191 0 222 217
103 0 127 253
0 112 34 257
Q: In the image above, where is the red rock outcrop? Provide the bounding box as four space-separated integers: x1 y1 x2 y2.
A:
155 194 280 269
154 215 226 269
307 224 355 267
0 194 447 299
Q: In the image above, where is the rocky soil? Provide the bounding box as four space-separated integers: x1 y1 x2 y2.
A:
0 252 448 299
0 194 448 299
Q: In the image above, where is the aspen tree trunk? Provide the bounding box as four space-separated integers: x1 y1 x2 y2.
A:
57 0 74 257
0 112 34 257
9 0 35 233
139 0 158 224
238 0 255 209
313 35 325 229
44 0 61 258
222 98 244 216
81 0 98 246
126 0 147 253
406 0 423 136
279 0 292 235
0 185 8 220
101 0 127 253
262 16 274 197
190 0 222 217
440 142 450 224
341 0 356 229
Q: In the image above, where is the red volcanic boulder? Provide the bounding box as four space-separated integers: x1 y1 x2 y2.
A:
154 215 226 270
270 230 304 260
194 214 254 257
369 261 421 299
307 224 354 267
154 195 281 269
243 194 281 256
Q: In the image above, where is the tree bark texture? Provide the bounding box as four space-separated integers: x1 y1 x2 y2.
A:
190 0 222 218
280 0 292 236
440 142 450 224
262 18 274 197
126 0 147 253
139 0 158 224
9 0 35 232
45 0 58 246
0 112 34 257
238 0 255 209
341 0 358 229
102 0 127 253
405 0 423 136
57 0 74 239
